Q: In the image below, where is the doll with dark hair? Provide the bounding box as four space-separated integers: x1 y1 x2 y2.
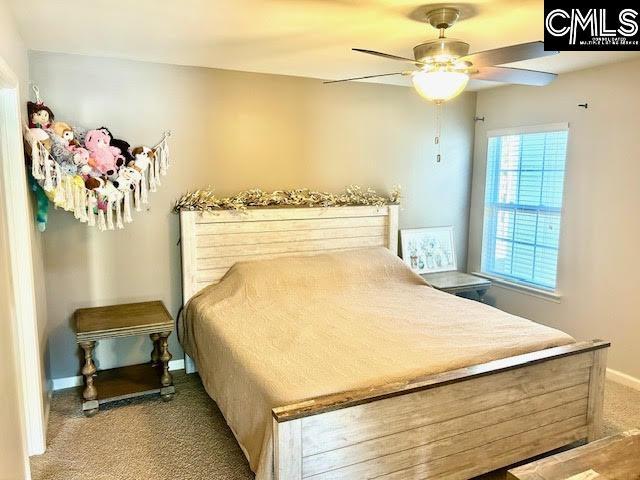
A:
27 101 54 128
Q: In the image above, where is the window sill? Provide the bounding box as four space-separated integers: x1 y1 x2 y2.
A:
471 272 562 303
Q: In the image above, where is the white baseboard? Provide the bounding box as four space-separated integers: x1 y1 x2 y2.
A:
51 375 83 391
51 358 185 392
607 368 640 391
169 358 184 371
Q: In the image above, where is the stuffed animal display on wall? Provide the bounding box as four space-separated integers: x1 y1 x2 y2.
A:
24 94 171 231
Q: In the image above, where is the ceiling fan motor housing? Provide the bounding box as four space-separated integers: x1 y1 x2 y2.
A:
425 7 460 30
413 38 470 64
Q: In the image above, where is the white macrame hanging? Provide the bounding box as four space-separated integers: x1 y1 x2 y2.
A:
141 172 149 204
28 128 171 232
106 200 114 230
115 197 124 230
97 208 106 231
123 190 133 223
134 181 142 212
87 191 96 227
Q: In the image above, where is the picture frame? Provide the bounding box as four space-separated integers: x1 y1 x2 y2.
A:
400 226 457 274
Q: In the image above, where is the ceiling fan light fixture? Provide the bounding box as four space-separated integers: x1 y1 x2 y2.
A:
411 69 469 103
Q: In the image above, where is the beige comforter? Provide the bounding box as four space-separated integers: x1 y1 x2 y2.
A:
180 247 574 479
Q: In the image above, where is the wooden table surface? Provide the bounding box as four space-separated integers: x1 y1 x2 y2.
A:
508 429 640 479
75 300 173 342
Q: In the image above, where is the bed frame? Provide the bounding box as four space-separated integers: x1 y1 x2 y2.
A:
179 205 609 480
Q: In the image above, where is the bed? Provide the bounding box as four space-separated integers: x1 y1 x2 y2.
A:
178 205 609 480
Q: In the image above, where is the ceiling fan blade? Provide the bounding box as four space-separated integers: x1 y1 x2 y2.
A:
323 72 404 84
471 66 557 86
461 41 558 67
353 48 423 66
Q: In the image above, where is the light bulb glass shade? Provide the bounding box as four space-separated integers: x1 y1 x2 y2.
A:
411 70 469 103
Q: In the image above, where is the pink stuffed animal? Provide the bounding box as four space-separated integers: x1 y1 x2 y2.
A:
84 129 124 175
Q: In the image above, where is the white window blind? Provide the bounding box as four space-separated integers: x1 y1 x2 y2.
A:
481 125 568 291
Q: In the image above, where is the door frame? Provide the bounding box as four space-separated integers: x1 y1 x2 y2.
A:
0 56 46 458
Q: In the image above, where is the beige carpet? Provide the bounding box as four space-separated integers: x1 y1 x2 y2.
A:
31 373 640 480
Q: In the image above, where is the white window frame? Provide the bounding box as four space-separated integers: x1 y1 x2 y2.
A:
478 122 569 299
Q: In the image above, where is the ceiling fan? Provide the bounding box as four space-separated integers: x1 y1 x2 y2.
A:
325 7 560 103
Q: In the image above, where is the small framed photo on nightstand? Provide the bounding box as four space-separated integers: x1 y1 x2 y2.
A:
400 226 456 274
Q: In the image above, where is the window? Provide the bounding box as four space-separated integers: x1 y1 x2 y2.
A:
481 124 568 291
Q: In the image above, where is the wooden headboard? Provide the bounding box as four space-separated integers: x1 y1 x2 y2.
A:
179 205 399 304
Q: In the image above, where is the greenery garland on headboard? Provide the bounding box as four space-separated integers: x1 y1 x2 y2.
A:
173 185 401 212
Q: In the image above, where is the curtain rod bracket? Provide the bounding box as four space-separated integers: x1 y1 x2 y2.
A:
578 103 588 109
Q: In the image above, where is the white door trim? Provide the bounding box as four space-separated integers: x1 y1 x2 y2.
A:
0 57 46 458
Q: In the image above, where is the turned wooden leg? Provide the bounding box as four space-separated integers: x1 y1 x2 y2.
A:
159 332 174 401
80 341 99 416
150 333 160 366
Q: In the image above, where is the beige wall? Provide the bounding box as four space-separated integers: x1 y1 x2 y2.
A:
468 58 640 380
0 1 27 90
30 51 477 380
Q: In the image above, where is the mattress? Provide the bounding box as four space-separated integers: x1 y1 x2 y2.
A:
180 247 574 479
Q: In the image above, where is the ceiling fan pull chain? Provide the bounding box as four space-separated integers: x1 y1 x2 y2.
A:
435 102 442 162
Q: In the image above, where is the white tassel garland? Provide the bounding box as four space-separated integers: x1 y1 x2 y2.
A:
154 153 161 187
72 184 80 218
43 158 54 191
159 142 169 176
64 177 74 212
106 201 114 230
134 182 142 212
123 190 132 223
98 208 106 231
54 162 62 188
149 161 157 192
78 188 88 223
53 180 65 206
31 142 44 179
141 172 149 204
116 198 124 229
87 192 96 227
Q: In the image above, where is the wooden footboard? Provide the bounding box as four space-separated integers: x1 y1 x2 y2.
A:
272 340 609 480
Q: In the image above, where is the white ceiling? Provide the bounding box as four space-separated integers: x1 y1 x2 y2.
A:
9 0 640 90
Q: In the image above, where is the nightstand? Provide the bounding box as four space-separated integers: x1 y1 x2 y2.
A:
421 271 491 302
74 300 175 416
